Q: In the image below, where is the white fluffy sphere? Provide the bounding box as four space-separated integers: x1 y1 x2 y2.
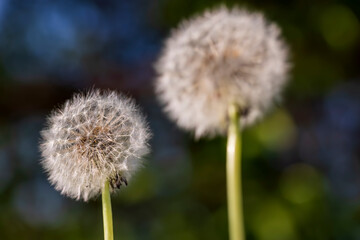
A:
155 7 290 138
40 90 150 201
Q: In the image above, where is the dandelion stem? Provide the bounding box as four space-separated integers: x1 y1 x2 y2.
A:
227 104 245 240
102 180 114 240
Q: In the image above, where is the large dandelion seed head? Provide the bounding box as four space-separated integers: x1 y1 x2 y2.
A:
40 90 150 201
155 6 290 138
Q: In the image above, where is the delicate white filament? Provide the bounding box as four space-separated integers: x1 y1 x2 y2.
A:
40 90 151 201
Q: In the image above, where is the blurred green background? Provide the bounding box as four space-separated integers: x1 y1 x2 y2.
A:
0 0 360 239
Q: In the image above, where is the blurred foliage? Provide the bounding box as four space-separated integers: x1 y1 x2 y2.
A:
0 0 360 239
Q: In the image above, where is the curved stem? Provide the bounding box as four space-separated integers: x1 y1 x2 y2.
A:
227 104 245 240
102 180 114 240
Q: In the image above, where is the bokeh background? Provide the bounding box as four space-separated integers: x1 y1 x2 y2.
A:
0 0 360 239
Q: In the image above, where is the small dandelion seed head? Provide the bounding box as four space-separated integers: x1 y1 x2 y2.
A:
155 6 290 138
40 90 151 201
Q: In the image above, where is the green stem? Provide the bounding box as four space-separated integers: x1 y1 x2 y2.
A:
102 180 114 240
226 104 245 240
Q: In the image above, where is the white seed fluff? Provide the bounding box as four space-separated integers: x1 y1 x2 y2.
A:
40 90 150 201
155 7 290 138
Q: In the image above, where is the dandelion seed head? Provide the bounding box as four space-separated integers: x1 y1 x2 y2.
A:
40 90 150 201
155 6 290 138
